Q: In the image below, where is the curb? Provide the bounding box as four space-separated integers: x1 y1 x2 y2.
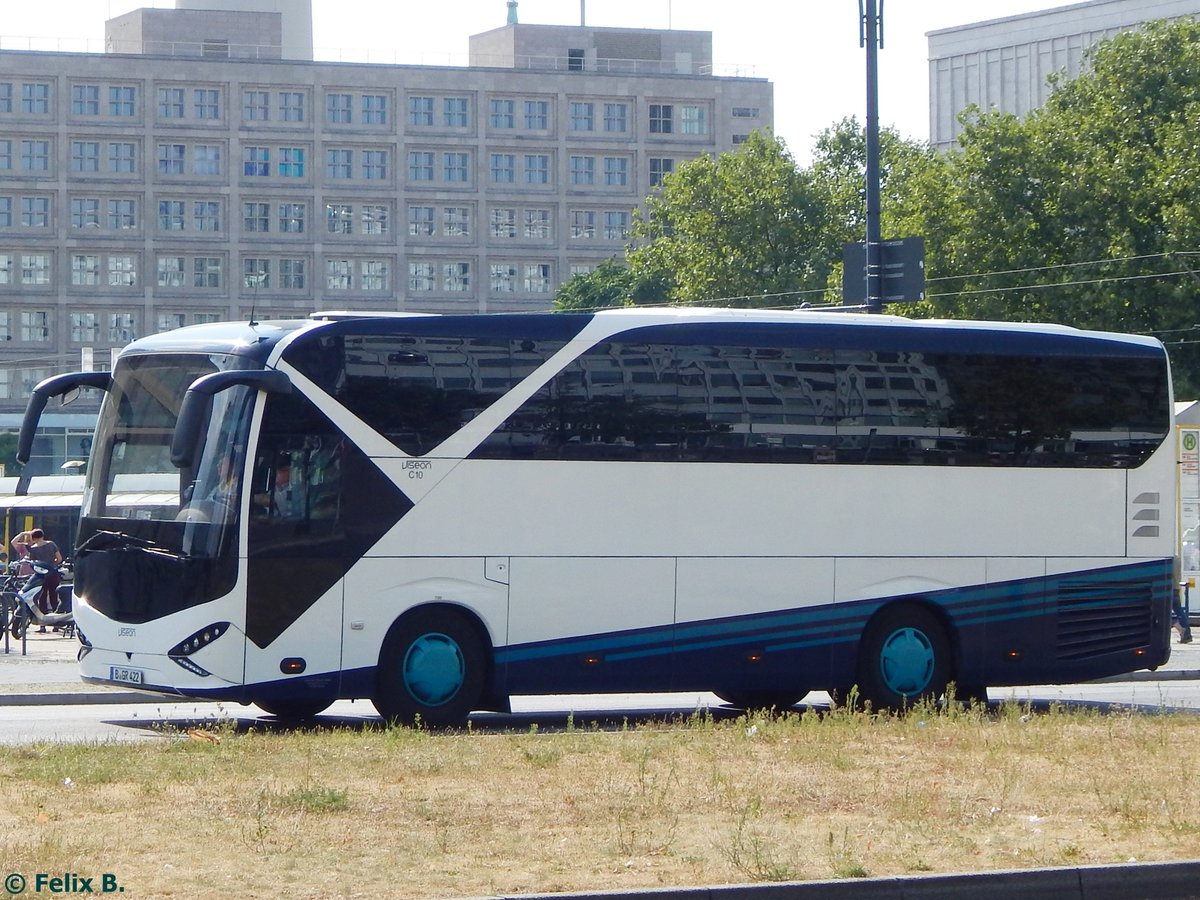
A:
477 859 1200 900
0 691 170 706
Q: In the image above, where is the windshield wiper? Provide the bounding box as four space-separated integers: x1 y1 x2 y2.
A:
74 530 186 560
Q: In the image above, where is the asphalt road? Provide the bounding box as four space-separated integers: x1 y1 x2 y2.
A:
2 627 1200 743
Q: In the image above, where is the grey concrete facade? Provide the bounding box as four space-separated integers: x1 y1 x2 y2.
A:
0 11 772 443
928 0 1200 151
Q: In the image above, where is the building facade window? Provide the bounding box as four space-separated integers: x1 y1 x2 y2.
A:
649 157 675 186
158 87 184 118
569 155 595 185
71 257 100 288
408 205 434 237
408 96 434 126
243 202 270 233
443 152 469 182
362 149 388 180
242 90 270 121
193 89 221 119
71 141 100 173
570 209 595 239
444 207 471 237
649 103 673 134
524 154 549 185
524 263 552 293
279 202 306 233
108 86 136 117
361 205 389 235
408 151 434 181
490 153 515 183
279 91 305 122
72 84 99 116
444 261 471 292
604 156 629 187
157 256 185 287
490 207 516 239
193 201 221 232
70 198 100 229
192 144 222 175
326 259 352 290
326 148 352 179
279 258 306 289
681 104 708 135
193 257 222 288
524 208 551 239
604 210 630 240
362 95 387 125
279 147 305 177
604 102 628 133
21 83 50 115
158 200 185 231
326 93 352 124
409 261 435 292
443 97 468 127
21 140 50 172
21 197 50 228
525 100 549 129
108 142 137 174
244 146 270 176
326 204 353 235
569 101 594 131
107 199 137 230
489 99 515 129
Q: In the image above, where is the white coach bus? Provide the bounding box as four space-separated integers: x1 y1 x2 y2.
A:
17 308 1177 722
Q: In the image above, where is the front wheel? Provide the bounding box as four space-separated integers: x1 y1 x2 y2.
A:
373 610 487 727
857 603 952 712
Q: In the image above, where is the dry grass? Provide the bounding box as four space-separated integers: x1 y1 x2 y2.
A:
3 700 1200 898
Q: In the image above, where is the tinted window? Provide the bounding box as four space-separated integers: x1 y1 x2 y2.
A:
478 335 1169 468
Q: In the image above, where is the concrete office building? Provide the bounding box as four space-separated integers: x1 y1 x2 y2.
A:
0 2 771 470
928 0 1200 151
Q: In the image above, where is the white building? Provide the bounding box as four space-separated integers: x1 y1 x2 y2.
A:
928 0 1200 151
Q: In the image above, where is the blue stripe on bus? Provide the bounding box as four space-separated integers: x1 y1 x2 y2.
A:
494 558 1173 666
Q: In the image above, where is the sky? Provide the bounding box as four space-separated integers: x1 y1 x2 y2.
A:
4 0 1069 160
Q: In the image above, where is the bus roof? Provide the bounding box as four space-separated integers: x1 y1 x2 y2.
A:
119 308 1165 364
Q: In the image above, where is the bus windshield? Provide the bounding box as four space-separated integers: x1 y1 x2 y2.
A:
84 352 255 550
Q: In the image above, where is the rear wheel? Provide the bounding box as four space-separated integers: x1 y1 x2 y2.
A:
373 609 487 727
713 690 807 710
857 603 952 712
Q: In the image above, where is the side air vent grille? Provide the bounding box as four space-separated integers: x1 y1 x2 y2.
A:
1056 580 1152 661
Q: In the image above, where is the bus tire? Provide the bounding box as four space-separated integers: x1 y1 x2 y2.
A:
713 690 807 710
255 697 331 720
374 609 487 727
857 602 952 712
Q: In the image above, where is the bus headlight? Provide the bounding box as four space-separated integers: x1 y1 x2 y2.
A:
169 622 231 659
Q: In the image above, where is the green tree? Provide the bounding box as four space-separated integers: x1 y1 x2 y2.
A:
552 258 670 311
917 18 1200 392
629 130 837 306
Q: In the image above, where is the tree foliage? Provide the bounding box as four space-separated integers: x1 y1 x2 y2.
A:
629 130 838 306
920 19 1200 392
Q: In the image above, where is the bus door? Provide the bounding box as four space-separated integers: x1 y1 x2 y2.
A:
243 394 348 700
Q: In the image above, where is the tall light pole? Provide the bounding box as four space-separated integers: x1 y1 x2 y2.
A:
860 0 884 313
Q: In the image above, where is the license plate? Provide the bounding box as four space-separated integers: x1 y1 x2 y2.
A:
109 665 144 685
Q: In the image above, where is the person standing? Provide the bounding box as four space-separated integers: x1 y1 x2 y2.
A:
11 528 63 632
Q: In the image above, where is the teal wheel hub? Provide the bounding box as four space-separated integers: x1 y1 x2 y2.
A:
879 627 935 698
402 632 466 706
